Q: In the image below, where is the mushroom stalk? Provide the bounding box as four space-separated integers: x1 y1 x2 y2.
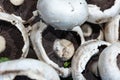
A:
0 36 6 53
104 15 120 43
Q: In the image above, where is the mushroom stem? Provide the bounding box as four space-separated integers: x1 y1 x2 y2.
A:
104 15 120 43
53 39 75 61
0 36 6 53
10 0 24 6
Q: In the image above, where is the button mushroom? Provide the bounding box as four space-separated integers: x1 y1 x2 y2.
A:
0 12 29 58
87 0 120 24
71 40 110 80
30 22 71 77
98 42 120 80
0 58 60 80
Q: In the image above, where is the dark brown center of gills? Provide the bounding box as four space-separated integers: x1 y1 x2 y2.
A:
42 26 80 67
14 75 36 80
86 0 115 11
0 20 24 59
117 54 120 69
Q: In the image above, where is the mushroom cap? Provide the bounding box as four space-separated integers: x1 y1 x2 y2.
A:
10 0 24 6
0 58 60 80
37 0 88 30
98 42 120 80
0 12 29 58
87 0 120 24
53 39 75 61
0 36 6 53
71 40 110 80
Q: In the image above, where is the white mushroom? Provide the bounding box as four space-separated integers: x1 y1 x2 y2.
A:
36 0 88 44
104 15 120 43
98 42 120 80
87 0 120 24
0 12 29 58
0 58 60 80
71 40 110 80
0 36 6 53
30 22 71 77
81 22 104 40
53 39 75 61
10 0 24 6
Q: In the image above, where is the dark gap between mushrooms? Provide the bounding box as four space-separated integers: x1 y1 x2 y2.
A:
82 45 107 80
86 0 115 11
0 20 24 59
42 25 80 67
14 75 36 80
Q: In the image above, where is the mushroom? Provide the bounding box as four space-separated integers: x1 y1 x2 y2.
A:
1 0 38 23
104 15 120 43
86 0 120 24
0 58 60 80
71 40 110 80
0 12 29 58
98 42 120 80
53 39 75 61
30 21 71 77
10 0 24 6
81 22 104 41
36 0 89 44
0 36 6 53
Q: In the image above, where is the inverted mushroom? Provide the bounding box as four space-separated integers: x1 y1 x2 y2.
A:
0 58 60 80
87 0 120 24
71 40 110 80
0 12 29 58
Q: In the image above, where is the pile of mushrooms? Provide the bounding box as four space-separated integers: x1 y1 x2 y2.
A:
0 0 120 80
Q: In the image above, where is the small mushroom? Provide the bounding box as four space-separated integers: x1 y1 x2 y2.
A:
81 22 104 41
104 15 120 43
71 40 110 80
0 36 6 53
10 0 24 6
0 58 60 80
98 42 120 80
0 12 29 58
53 39 75 61
86 0 120 24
